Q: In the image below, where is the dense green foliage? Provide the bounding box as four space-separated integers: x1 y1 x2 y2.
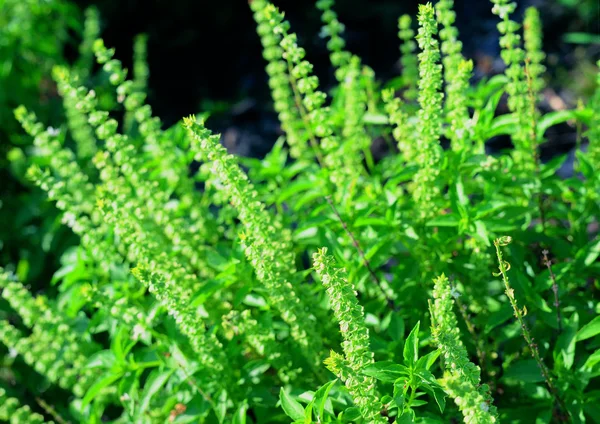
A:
1 0 599 423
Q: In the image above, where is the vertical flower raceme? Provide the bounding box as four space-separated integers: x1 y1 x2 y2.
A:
523 7 545 97
185 117 323 368
15 105 123 269
60 48 216 276
75 6 100 80
0 388 48 424
313 248 386 424
491 0 537 174
587 61 600 171
341 55 372 171
93 39 196 199
250 0 308 160
316 0 351 80
96 186 238 399
316 0 374 170
398 14 418 101
383 88 416 164
0 270 96 397
435 0 473 153
124 33 149 133
430 274 498 423
22 65 237 403
414 3 444 219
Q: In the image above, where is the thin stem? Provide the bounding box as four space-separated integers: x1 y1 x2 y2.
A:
325 195 398 311
286 59 325 166
493 238 569 421
452 284 487 378
575 100 583 171
524 59 547 233
35 397 70 424
542 249 562 334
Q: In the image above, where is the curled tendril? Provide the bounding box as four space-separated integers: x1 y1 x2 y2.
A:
494 236 512 247
492 260 511 277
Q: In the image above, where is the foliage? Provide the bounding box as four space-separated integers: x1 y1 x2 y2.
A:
1 0 599 423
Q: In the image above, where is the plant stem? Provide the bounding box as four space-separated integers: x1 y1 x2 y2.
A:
325 195 398 311
542 249 562 334
493 238 569 421
286 59 325 166
524 59 547 233
35 397 70 424
452 285 487 377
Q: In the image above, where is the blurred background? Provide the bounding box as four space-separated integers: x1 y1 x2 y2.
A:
72 0 600 151
0 0 599 290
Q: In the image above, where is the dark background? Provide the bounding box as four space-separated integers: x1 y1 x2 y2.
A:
70 0 600 155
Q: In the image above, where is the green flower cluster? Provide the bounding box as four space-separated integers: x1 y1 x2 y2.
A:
430 274 498 423
435 0 473 152
491 0 537 173
588 61 600 169
313 248 386 424
0 388 50 424
398 14 418 101
185 117 323 369
316 0 351 79
250 0 307 160
413 3 444 219
523 7 545 97
0 270 95 397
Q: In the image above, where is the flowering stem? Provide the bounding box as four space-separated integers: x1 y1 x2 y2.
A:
493 237 569 421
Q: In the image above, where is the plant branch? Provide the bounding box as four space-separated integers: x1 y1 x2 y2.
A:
325 195 398 311
542 249 562 334
493 237 569 421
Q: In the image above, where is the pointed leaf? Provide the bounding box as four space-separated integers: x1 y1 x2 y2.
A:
576 316 600 342
404 321 420 366
280 388 305 421
313 379 337 421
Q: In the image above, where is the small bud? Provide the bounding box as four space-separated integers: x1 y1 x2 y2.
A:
496 236 512 246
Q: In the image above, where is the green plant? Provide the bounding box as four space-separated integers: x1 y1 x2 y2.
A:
1 0 599 423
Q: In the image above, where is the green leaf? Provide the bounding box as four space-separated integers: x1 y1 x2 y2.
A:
486 113 518 139
576 316 600 342
404 321 420 366
582 239 600 267
353 217 390 227
139 369 174 415
303 400 313 424
232 402 248 424
554 313 578 370
340 407 361 422
388 314 405 342
397 411 416 424
425 214 459 227
313 379 337 421
420 382 446 413
583 349 600 370
415 349 441 371
484 304 515 333
81 371 124 409
502 359 544 383
279 388 305 421
563 32 600 44
85 350 117 369
537 110 578 138
363 362 409 382
576 150 594 179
